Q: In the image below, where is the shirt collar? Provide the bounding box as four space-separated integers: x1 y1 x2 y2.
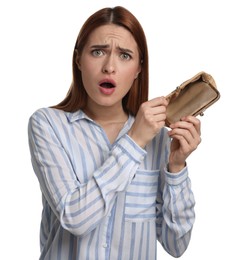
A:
66 109 135 127
66 109 92 123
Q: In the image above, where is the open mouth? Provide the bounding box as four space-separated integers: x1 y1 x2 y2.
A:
99 82 115 88
98 80 116 95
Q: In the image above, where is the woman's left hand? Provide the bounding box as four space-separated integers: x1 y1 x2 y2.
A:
168 116 201 173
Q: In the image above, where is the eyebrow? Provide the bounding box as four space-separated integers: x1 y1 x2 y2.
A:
90 44 134 54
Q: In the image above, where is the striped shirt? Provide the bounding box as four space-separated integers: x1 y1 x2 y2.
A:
28 107 195 260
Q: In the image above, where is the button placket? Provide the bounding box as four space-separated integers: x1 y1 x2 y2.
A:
102 216 110 248
101 204 116 254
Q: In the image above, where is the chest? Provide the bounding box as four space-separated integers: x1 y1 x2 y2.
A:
59 118 168 183
61 120 129 183
101 122 126 144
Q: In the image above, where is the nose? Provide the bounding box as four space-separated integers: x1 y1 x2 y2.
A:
102 55 115 74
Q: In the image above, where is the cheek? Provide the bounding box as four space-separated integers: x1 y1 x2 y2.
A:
82 59 98 74
123 67 139 84
81 61 99 83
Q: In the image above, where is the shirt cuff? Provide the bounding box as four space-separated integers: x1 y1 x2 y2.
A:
164 165 188 186
115 134 147 163
93 135 146 196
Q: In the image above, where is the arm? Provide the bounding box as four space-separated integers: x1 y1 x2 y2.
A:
126 98 200 256
28 109 146 236
156 167 195 257
156 116 201 257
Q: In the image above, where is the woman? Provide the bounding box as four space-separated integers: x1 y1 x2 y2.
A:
28 6 201 260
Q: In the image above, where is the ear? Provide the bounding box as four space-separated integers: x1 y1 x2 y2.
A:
75 49 81 70
135 66 141 79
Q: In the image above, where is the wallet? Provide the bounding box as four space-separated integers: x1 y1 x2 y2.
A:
165 71 220 126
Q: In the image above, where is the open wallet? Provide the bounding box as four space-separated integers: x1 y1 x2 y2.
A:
165 71 220 126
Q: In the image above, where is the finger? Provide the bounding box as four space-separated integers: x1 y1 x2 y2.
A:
181 116 201 135
170 134 193 155
169 130 200 153
154 113 167 122
169 127 193 145
151 105 167 115
147 96 168 108
181 121 200 141
169 121 201 147
170 118 201 138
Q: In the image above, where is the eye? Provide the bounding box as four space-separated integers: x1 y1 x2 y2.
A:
120 52 132 60
91 49 104 57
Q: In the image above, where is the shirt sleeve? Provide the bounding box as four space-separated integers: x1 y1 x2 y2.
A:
156 163 196 257
28 109 146 237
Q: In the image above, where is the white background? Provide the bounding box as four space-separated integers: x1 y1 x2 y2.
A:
1 0 251 259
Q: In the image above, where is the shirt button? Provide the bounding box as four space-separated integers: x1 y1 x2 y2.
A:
103 243 108 248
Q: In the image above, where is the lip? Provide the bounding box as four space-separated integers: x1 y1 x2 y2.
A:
98 78 116 95
98 78 116 87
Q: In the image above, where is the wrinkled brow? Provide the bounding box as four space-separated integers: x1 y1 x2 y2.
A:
90 44 134 54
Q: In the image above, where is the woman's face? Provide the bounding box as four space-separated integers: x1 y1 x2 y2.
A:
77 24 141 111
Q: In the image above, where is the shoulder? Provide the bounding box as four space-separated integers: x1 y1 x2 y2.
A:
29 107 65 118
29 107 73 122
28 107 71 131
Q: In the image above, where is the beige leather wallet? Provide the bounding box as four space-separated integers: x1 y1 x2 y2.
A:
165 71 220 126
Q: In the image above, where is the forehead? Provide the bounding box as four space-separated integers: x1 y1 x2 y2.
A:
86 24 138 49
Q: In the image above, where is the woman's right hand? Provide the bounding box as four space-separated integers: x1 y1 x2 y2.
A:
128 97 168 148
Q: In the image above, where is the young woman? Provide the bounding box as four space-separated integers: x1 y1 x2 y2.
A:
28 6 201 260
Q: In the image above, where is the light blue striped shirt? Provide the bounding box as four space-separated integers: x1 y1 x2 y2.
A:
28 107 195 260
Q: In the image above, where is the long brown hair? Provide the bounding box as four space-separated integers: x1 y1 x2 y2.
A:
52 6 149 116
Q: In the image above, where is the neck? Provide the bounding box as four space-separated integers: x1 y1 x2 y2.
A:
84 101 128 124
